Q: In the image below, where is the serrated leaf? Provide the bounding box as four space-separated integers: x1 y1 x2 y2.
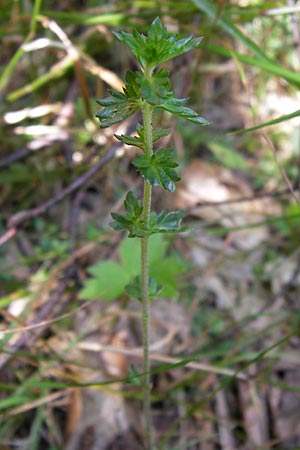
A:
148 210 185 235
96 89 140 128
159 97 210 125
115 124 145 150
79 261 130 300
115 133 145 150
110 191 147 238
125 275 161 301
124 190 143 217
154 210 185 232
110 191 185 237
95 71 142 128
139 68 171 104
133 148 180 192
153 128 170 141
116 125 170 151
114 17 204 70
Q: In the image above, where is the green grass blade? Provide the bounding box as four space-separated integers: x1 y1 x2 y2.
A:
6 56 73 102
39 10 125 26
0 0 42 93
206 42 300 87
193 0 300 87
192 0 274 63
230 109 300 135
30 404 45 450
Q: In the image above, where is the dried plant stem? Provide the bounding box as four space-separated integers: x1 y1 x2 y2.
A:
141 95 154 449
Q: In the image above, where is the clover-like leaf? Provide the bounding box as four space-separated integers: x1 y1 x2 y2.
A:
133 148 180 192
114 17 204 70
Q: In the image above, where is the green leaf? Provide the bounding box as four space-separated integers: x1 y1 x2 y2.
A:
148 234 168 266
119 237 140 277
208 140 249 170
79 234 186 302
192 0 278 65
96 88 140 128
151 256 188 297
96 70 144 128
230 109 300 135
149 210 185 234
110 192 185 237
115 124 169 151
139 68 171 104
159 97 210 125
133 148 180 192
110 191 147 238
125 276 161 301
114 17 204 70
79 261 130 300
205 41 300 89
124 190 143 217
115 124 145 150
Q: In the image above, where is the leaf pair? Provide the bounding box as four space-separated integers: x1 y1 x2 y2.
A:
96 68 210 128
95 71 141 128
116 124 170 152
111 191 184 238
133 148 180 192
96 18 210 128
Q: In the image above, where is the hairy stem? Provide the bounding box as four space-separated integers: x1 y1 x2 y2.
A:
141 88 154 449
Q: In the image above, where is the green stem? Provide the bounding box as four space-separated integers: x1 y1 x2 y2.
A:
141 82 154 449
